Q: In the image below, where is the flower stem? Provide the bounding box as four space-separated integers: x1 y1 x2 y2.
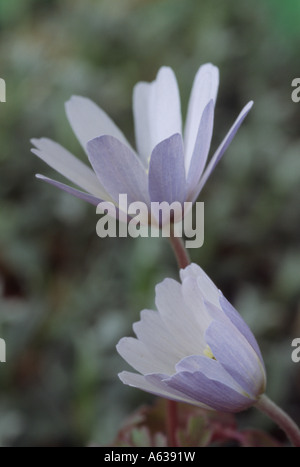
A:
255 394 300 447
169 230 191 270
166 231 191 447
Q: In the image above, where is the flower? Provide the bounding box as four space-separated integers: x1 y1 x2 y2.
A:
31 64 253 224
117 263 266 413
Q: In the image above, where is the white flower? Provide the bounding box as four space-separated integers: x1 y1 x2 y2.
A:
31 64 252 223
117 263 266 412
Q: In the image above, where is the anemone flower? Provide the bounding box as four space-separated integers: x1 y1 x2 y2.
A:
31 64 253 225
117 263 266 412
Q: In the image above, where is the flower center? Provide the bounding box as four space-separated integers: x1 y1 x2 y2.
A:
203 344 216 360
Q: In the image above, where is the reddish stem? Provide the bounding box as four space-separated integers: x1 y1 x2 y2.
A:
166 400 179 447
169 231 191 270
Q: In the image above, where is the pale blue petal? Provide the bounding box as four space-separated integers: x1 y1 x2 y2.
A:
186 99 214 196
87 135 150 206
36 174 130 223
219 294 265 366
146 373 211 408
31 137 109 200
35 174 102 206
163 369 254 412
119 371 207 406
175 355 254 397
206 319 266 398
148 133 186 209
191 101 254 202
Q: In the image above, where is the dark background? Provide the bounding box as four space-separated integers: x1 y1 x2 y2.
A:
0 0 300 446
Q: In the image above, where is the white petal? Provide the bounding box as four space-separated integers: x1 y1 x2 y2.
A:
155 278 206 355
133 82 153 165
65 95 133 153
179 262 202 279
184 64 219 171
31 137 110 200
180 263 221 308
117 337 172 375
133 67 182 162
180 276 212 348
133 309 186 374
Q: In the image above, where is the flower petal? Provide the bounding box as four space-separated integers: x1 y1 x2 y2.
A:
175 355 249 396
186 99 214 197
219 294 265 367
179 262 202 279
148 134 186 208
117 262 266 413
65 95 132 153
132 82 154 166
155 278 205 355
163 368 254 412
117 337 172 375
119 371 204 406
180 277 212 348
133 309 187 375
133 67 182 163
31 138 110 200
87 135 150 206
191 101 254 202
180 263 221 308
184 64 219 171
35 174 103 206
36 175 131 223
206 319 266 398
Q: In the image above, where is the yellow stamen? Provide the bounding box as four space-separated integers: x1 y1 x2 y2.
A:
203 344 216 360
